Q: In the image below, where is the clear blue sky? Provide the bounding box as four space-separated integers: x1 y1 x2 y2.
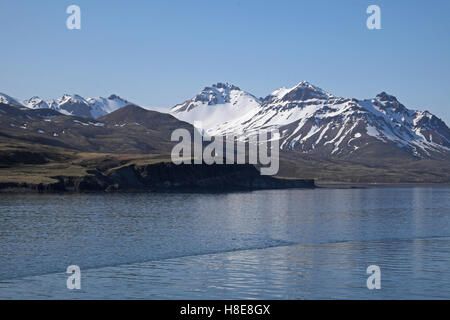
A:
1 0 449 123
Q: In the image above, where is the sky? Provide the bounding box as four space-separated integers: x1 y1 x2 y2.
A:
0 0 449 123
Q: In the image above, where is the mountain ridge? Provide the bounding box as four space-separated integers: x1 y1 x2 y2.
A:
2 81 449 161
0 103 194 155
171 82 450 161
1 92 134 119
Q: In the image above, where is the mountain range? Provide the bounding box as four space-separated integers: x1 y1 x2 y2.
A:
171 82 450 161
1 81 449 163
0 92 133 119
1 82 450 185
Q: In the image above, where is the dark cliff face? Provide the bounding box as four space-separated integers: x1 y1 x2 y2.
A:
0 162 315 193
108 162 314 191
82 162 313 192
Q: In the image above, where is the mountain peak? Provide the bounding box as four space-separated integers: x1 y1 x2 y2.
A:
211 82 241 91
0 92 24 106
267 81 333 102
23 96 50 109
289 81 332 98
374 92 410 114
107 94 127 101
294 80 314 88
376 92 399 103
189 82 251 106
60 93 84 101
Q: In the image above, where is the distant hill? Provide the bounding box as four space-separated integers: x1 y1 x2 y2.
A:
0 103 194 155
1 92 134 118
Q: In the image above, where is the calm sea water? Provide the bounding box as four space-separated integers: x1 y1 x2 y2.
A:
0 187 449 299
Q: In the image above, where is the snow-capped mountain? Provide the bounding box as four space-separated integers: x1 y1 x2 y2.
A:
86 95 133 117
171 81 450 160
0 92 24 106
172 83 261 134
7 93 134 118
23 96 54 110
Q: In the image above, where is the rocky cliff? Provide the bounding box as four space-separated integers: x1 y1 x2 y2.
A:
0 162 315 193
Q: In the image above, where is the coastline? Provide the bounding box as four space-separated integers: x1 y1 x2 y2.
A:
316 182 450 189
0 162 315 193
2 179 449 194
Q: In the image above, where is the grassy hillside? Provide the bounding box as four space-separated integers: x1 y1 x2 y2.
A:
277 150 450 184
